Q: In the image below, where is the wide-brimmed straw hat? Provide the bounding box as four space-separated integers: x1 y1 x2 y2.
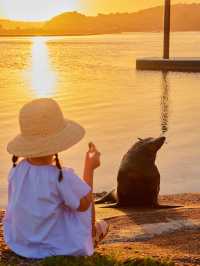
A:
7 98 85 158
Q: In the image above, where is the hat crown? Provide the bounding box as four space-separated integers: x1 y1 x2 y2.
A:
19 98 65 138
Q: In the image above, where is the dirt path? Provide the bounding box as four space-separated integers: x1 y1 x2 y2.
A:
97 205 200 243
98 230 200 266
96 193 200 266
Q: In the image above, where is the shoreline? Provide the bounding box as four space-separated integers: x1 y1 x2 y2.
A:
0 192 199 209
0 31 200 38
0 193 199 265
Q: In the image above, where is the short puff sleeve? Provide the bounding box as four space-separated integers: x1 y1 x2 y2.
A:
57 168 91 211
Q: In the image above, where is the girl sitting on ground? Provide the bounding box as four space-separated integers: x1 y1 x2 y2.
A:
3 98 109 259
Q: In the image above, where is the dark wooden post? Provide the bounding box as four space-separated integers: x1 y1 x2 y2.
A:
163 0 171 59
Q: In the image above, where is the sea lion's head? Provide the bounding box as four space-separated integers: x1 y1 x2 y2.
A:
130 136 166 162
137 136 166 152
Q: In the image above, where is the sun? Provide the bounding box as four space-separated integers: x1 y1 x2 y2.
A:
0 0 80 21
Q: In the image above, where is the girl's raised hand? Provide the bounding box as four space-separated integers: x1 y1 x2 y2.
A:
85 142 101 170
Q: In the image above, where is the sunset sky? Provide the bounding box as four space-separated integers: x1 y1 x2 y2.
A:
0 0 200 21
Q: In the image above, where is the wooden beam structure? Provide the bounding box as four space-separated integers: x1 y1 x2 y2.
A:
136 0 200 72
163 0 171 59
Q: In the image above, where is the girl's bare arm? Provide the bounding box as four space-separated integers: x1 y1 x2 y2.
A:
77 143 100 220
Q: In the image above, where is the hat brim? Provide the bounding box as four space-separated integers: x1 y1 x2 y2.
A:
7 119 85 158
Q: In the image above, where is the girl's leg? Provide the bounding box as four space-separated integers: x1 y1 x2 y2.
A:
91 196 109 247
93 219 109 248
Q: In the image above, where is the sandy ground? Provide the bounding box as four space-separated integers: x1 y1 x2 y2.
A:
95 193 200 266
0 193 199 266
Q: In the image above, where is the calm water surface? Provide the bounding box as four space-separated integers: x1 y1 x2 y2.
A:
0 32 200 207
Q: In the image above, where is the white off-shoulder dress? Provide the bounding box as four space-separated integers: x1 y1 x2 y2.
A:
3 160 93 259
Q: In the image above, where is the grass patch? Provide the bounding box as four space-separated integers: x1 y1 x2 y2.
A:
0 254 175 266
123 257 175 266
39 254 174 266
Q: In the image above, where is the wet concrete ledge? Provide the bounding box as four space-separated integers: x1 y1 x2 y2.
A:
136 57 200 72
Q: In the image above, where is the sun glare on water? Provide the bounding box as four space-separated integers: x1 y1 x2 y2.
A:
29 37 57 97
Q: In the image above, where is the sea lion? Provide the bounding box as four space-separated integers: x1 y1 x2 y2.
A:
96 136 166 208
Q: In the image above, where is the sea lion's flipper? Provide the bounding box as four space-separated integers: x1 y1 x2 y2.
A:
95 189 117 204
155 204 183 209
98 203 119 208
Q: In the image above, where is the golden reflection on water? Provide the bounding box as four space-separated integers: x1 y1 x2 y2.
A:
30 37 56 97
160 72 170 135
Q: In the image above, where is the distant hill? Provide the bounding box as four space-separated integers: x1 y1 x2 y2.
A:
0 19 43 30
1 4 200 36
44 12 121 35
0 20 44 36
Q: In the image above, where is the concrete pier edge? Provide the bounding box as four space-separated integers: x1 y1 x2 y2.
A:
136 57 200 72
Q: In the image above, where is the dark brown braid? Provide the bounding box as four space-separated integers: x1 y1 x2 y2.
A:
55 154 63 182
12 155 18 168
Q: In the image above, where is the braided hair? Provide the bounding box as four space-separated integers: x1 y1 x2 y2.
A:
55 154 63 182
12 155 18 168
